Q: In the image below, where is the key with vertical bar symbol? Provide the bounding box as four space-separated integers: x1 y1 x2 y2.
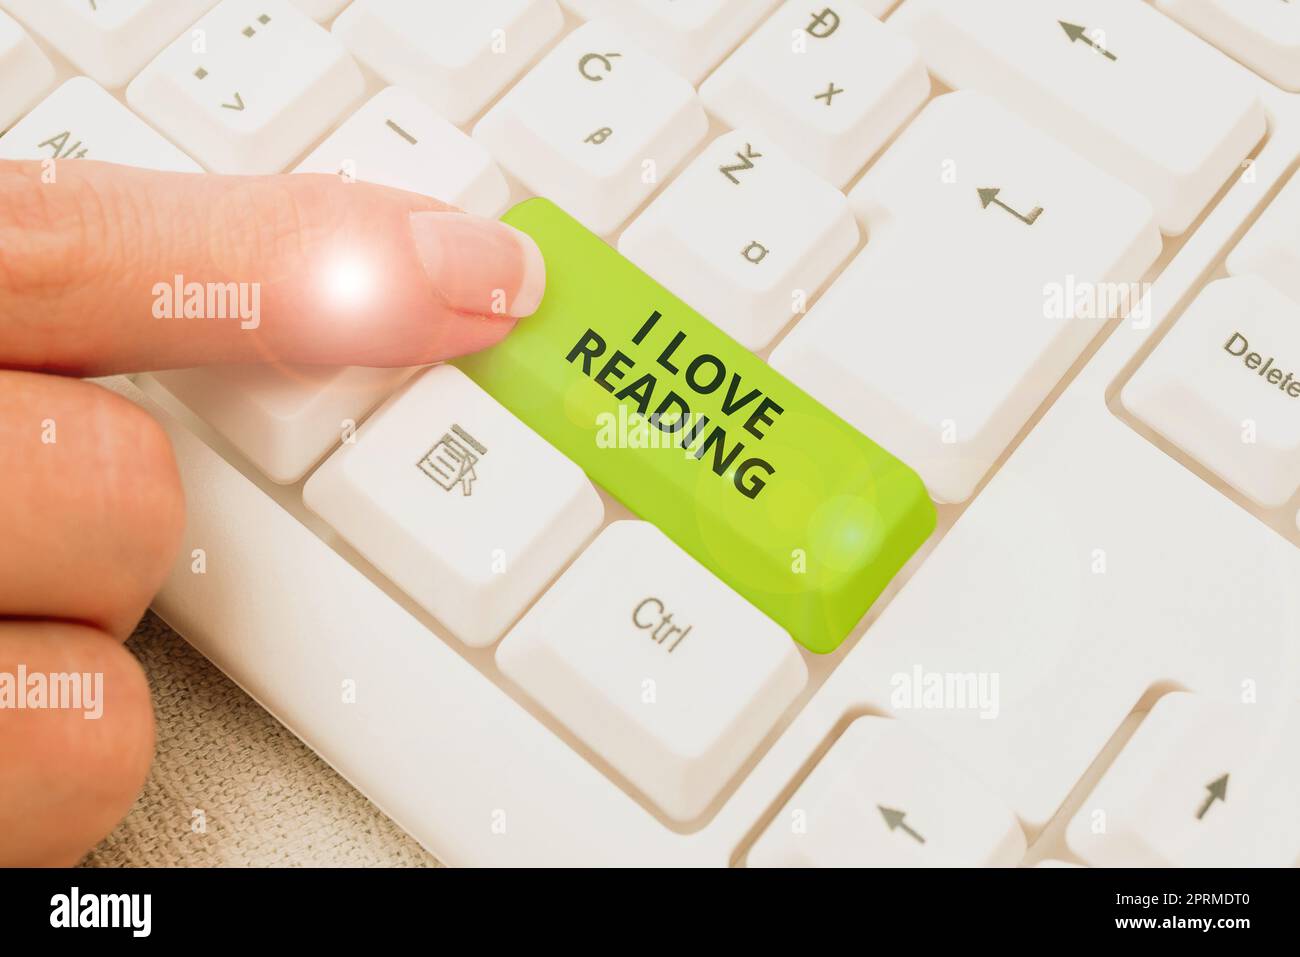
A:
295 87 509 215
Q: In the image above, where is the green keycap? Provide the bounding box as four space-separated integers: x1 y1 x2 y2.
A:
457 199 935 653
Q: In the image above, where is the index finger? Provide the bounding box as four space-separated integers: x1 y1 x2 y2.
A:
0 160 544 375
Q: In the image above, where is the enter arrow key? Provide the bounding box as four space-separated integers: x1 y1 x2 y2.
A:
892 0 1265 234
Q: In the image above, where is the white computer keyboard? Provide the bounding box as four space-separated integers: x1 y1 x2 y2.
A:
1 0 1297 867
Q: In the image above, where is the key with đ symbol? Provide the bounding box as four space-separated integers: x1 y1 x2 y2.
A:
701 1 930 189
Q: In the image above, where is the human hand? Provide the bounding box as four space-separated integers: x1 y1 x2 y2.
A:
0 159 544 865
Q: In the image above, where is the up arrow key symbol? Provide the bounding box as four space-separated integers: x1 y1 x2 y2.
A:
1196 773 1229 821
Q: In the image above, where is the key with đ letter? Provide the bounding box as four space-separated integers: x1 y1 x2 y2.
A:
456 198 936 654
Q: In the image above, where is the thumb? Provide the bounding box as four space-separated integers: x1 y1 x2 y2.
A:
0 160 544 375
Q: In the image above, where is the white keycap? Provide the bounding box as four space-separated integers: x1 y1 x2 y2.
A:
748 717 1026 867
1157 0 1300 92
295 87 509 217
1225 169 1300 306
290 0 349 21
333 0 563 128
496 520 806 823
304 365 604 647
772 92 1162 503
474 21 708 236
700 1 930 189
0 0 216 89
0 77 201 172
893 0 1267 235
570 0 780 86
0 8 54 130
151 364 414 484
1067 693 1300 867
619 130 858 351
1122 277 1300 508
126 0 364 174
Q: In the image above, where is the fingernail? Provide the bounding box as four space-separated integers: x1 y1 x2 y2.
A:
409 211 546 319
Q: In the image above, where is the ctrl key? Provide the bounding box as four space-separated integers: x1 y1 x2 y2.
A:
496 521 808 823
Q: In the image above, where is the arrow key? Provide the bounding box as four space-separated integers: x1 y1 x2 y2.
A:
1067 693 1300 867
772 91 1162 503
892 0 1265 235
748 716 1026 867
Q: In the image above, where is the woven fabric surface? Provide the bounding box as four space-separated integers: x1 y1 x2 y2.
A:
82 612 439 868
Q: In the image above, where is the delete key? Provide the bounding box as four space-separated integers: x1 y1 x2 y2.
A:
1123 276 1300 508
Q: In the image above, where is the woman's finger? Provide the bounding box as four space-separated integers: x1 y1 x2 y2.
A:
0 371 185 638
0 159 544 375
0 620 154 867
